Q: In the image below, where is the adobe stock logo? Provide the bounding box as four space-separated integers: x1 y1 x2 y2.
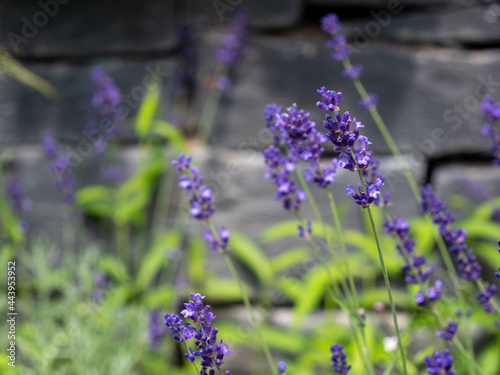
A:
8 0 71 53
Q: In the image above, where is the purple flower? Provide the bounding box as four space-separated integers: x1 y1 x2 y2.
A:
5 176 33 233
482 94 500 123
346 178 383 208
358 93 379 111
215 12 248 66
384 216 434 291
91 272 110 302
298 220 312 240
320 13 350 61
330 343 351 375
277 361 287 374
415 280 442 307
176 159 216 221
164 313 195 342
264 103 283 133
41 131 77 206
492 208 500 223
204 227 230 252
172 152 192 172
496 240 500 279
166 293 230 374
103 166 126 183
481 95 500 165
424 349 456 375
148 310 167 350
420 184 482 281
90 67 123 120
318 89 373 173
342 65 363 79
5 177 32 214
41 130 58 158
304 158 338 188
316 87 342 112
436 320 459 341
475 284 497 313
320 13 343 35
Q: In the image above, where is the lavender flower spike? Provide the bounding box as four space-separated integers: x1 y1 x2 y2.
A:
165 293 231 375
424 349 456 375
277 361 287 375
174 154 216 221
330 343 351 375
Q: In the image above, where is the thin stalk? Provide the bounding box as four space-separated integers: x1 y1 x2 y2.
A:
355 164 408 375
151 163 176 238
197 64 229 143
341 58 419 199
294 191 374 374
323 283 376 375
216 365 225 375
476 279 500 315
222 252 277 375
365 204 408 375
325 187 359 307
181 341 200 374
295 167 355 308
207 220 277 375
293 211 348 311
115 222 129 271
341 59 479 368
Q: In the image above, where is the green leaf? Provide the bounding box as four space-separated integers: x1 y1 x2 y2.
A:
260 220 300 242
113 155 163 225
135 229 180 291
186 237 206 287
271 247 310 273
260 326 306 354
479 340 500 375
135 84 160 137
151 120 187 152
260 220 334 242
229 231 273 287
203 278 246 302
458 219 500 242
76 185 114 218
143 285 176 308
98 255 129 283
408 217 435 255
293 267 326 325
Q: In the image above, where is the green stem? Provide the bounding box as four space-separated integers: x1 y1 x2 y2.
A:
207 221 277 375
365 204 408 375
342 56 480 370
325 187 359 307
115 222 129 272
341 58 420 200
151 162 175 237
295 167 354 308
181 341 200 374
222 252 277 375
197 64 229 143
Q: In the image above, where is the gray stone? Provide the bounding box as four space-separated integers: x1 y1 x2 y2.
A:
306 0 481 7
0 0 177 58
201 32 499 158
182 0 303 29
0 58 177 143
378 5 500 46
432 163 500 217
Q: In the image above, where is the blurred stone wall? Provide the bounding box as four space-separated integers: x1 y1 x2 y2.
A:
1 0 500 249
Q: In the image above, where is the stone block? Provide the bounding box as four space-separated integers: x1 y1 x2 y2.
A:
0 0 177 58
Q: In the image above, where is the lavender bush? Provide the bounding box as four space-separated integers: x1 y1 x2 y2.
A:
0 10 499 375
